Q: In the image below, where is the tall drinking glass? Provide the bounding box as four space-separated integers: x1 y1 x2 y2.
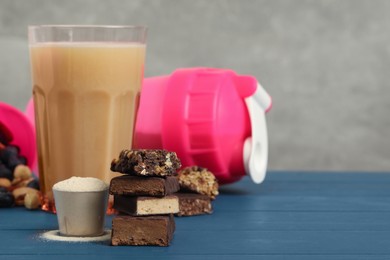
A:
28 25 147 212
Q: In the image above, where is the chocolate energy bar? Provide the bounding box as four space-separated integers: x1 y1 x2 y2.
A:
114 195 179 216
177 166 219 200
111 214 175 246
109 175 180 197
111 149 181 177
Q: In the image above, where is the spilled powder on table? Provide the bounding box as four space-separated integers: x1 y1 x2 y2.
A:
40 230 111 243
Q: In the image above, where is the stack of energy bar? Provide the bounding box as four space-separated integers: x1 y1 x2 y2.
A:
109 149 181 246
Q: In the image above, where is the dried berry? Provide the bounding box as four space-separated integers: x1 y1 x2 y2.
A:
0 145 19 165
17 155 27 165
0 191 15 207
7 156 25 171
0 122 13 145
0 140 38 209
27 179 40 190
0 163 13 181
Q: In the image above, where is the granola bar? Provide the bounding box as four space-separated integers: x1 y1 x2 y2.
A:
177 166 219 200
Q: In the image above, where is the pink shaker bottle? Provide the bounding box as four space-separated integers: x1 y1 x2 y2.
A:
0 101 37 174
134 68 272 184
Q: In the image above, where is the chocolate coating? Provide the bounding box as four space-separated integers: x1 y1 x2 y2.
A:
109 175 179 197
111 215 175 246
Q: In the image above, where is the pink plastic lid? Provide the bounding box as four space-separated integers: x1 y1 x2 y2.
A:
0 102 37 172
135 68 272 184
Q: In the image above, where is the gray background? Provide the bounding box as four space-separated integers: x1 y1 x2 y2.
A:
0 0 389 172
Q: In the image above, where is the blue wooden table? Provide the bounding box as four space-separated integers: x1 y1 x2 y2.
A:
1 171 390 259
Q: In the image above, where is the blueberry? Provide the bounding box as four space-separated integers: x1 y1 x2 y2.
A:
7 157 25 171
8 145 20 153
0 187 8 193
0 163 13 181
27 179 40 190
0 145 19 164
18 155 28 165
0 191 14 207
0 150 11 164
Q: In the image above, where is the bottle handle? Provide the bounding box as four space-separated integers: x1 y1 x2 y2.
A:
243 83 271 184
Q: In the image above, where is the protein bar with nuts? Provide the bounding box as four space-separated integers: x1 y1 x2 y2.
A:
177 166 219 200
110 149 181 177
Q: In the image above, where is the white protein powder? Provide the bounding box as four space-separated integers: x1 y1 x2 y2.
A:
40 230 111 243
52 176 108 192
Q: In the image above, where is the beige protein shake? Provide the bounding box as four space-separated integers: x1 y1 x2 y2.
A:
29 41 146 211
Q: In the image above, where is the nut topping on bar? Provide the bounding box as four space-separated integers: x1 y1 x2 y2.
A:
111 149 181 177
177 166 219 200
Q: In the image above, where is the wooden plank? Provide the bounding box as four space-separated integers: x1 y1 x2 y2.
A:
2 255 390 260
222 172 390 197
175 211 390 231
2 208 390 233
0 208 58 230
214 196 390 212
3 255 390 260
0 229 390 256
0 207 111 230
2 208 390 235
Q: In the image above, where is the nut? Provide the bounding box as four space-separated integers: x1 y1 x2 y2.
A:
24 192 40 210
0 178 11 188
11 177 22 186
14 177 35 188
13 165 32 180
12 187 39 206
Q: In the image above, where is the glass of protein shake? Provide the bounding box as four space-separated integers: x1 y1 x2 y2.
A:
28 25 147 212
